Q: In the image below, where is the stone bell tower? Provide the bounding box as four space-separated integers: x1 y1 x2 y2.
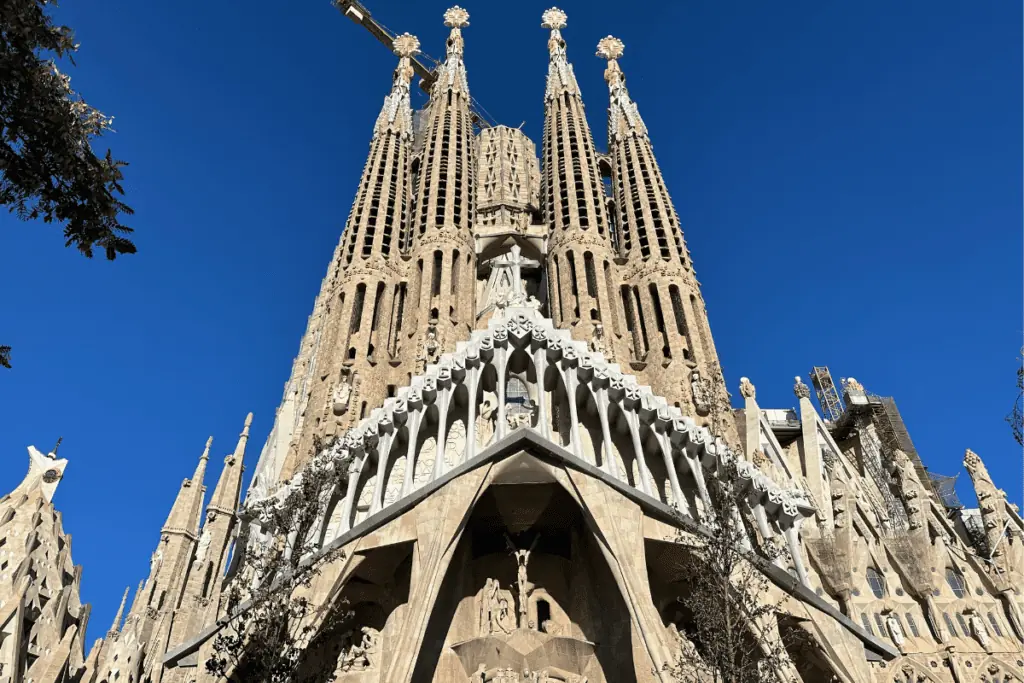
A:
597 36 730 425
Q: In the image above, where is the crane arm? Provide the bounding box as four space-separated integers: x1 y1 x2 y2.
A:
335 0 437 93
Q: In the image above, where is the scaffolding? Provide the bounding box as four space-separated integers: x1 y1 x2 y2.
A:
928 472 963 511
810 366 845 423
853 416 909 535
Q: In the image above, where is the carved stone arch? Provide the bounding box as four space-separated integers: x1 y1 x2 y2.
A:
381 427 411 509
320 488 347 547
574 380 604 468
408 476 642 682
639 422 671 505
977 656 1024 682
887 658 943 683
413 404 442 491
605 401 638 487
294 542 414 683
352 451 378 526
546 363 573 448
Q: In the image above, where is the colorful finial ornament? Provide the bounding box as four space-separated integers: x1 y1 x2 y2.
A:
392 32 420 58
541 7 567 30
596 35 624 60
443 6 469 29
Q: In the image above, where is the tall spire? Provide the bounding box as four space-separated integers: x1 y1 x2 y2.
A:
433 6 470 96
596 36 647 140
542 8 579 99
596 36 730 426
161 436 210 536
398 5 478 374
107 586 130 638
373 33 419 141
209 413 251 515
271 34 427 480
539 8 621 356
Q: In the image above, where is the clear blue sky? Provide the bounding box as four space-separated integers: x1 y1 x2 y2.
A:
0 1 1020 644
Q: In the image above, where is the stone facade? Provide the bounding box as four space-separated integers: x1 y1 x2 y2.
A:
4 6 1022 683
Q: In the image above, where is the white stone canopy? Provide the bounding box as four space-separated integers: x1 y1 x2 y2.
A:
243 304 817 584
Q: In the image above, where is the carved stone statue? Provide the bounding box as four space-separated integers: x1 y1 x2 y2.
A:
195 512 215 562
793 376 811 400
335 625 381 672
690 370 711 413
332 368 354 416
513 547 534 628
589 323 606 355
480 578 500 634
883 610 906 652
738 377 756 400
966 608 992 652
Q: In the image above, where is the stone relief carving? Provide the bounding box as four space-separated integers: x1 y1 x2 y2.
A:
690 370 711 414
335 625 381 673
479 578 516 635
738 376 756 400
588 322 606 355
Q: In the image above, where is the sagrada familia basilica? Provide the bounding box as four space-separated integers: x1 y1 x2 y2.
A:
1 6 1021 683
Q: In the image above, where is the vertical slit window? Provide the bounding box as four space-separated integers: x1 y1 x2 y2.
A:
432 250 443 297
566 251 580 319
350 283 366 334
604 261 620 336
649 284 670 359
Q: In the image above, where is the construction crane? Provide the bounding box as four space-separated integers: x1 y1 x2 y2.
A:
809 366 845 423
334 0 495 128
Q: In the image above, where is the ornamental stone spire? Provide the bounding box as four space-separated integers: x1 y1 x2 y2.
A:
107 585 130 639
540 8 622 360
595 37 728 421
542 8 579 99
399 6 478 375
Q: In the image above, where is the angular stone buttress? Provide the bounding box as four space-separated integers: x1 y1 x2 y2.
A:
8 6 1024 683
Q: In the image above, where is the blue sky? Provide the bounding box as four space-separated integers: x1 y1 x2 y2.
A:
0 1 1019 644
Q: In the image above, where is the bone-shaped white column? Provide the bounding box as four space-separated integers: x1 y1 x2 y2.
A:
533 346 550 440
433 387 452 480
401 410 423 497
464 366 481 463
495 346 508 441
624 408 653 496
593 386 619 478
657 432 687 513
339 457 363 534
370 432 395 515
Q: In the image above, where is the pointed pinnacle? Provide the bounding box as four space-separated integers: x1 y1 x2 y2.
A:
110 585 130 633
202 436 213 460
52 436 63 456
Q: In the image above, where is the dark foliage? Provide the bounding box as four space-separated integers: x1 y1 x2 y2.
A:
1 0 135 259
206 438 351 683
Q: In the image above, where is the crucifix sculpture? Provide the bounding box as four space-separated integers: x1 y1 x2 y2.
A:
505 533 540 629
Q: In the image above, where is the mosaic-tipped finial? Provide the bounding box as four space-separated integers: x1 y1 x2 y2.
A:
443 6 469 29
541 7 567 30
392 32 420 58
596 35 624 61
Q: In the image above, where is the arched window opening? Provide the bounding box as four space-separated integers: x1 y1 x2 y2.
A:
943 612 958 636
955 612 969 636
988 612 1004 637
536 598 552 632
945 567 967 598
904 612 921 637
860 613 874 636
866 566 885 599
506 376 531 421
